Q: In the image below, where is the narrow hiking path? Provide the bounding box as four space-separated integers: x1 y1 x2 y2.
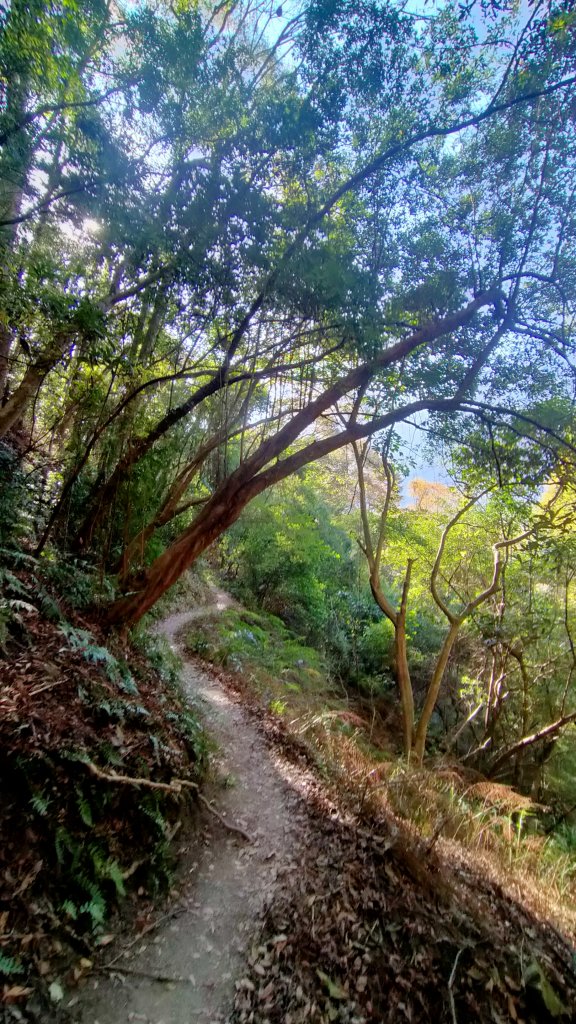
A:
74 593 312 1024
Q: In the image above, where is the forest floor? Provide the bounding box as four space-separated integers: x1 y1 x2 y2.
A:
70 592 576 1024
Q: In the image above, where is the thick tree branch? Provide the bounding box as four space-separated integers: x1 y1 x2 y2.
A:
489 712 576 777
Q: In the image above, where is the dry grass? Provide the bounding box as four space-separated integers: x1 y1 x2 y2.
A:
184 596 576 942
289 709 576 941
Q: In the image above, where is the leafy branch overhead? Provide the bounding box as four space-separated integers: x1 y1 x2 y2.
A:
0 0 575 774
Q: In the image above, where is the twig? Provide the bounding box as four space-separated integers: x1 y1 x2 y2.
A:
448 948 464 1024
99 965 191 983
82 761 252 840
195 788 252 842
84 760 184 793
104 908 186 968
29 679 63 697
121 856 147 880
166 817 183 842
424 813 452 854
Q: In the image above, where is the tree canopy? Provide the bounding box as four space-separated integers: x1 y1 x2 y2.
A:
1 0 575 628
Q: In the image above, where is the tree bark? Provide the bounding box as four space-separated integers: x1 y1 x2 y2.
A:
80 290 499 549
393 561 415 757
101 293 499 628
488 710 576 777
0 321 12 403
0 332 71 439
413 620 461 765
102 466 265 626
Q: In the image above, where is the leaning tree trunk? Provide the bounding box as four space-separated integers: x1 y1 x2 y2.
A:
102 294 501 628
101 466 265 627
0 332 72 439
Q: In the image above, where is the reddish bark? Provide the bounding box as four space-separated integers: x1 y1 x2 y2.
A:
102 292 499 628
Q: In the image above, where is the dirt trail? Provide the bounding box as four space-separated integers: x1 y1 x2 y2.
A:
74 592 310 1024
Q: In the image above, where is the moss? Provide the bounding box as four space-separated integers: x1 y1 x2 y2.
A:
185 607 332 709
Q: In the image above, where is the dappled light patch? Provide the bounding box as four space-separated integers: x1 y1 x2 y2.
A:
184 606 335 713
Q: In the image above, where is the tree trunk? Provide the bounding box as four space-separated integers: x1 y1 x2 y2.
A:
0 322 13 402
394 603 415 758
102 470 263 627
74 370 229 549
369 574 414 758
488 711 576 777
413 620 461 765
101 295 499 627
82 291 498 549
0 333 71 439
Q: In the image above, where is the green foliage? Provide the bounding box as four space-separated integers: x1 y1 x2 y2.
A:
0 2 575 976
59 622 139 694
53 823 123 926
0 575 208 989
358 619 394 676
41 555 114 611
185 606 330 706
0 952 24 977
221 475 366 676
0 443 33 546
132 630 182 687
548 823 576 858
0 0 573 649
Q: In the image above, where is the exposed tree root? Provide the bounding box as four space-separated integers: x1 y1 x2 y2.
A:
83 760 252 841
99 965 191 983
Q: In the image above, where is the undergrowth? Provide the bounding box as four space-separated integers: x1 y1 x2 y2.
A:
0 549 208 1016
185 606 334 713
185 599 576 939
303 712 576 934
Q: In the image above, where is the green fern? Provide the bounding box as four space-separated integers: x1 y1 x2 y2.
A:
141 797 170 837
0 568 31 596
38 590 63 622
8 598 38 615
61 899 78 920
96 741 125 767
100 857 126 897
118 662 139 695
55 825 76 866
79 892 106 926
76 792 93 826
0 952 24 976
128 703 151 719
0 547 37 567
30 791 50 816
59 626 140 691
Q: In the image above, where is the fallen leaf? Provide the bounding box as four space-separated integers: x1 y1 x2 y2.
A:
48 980 64 1003
259 981 274 1001
3 985 33 1002
316 969 347 1000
